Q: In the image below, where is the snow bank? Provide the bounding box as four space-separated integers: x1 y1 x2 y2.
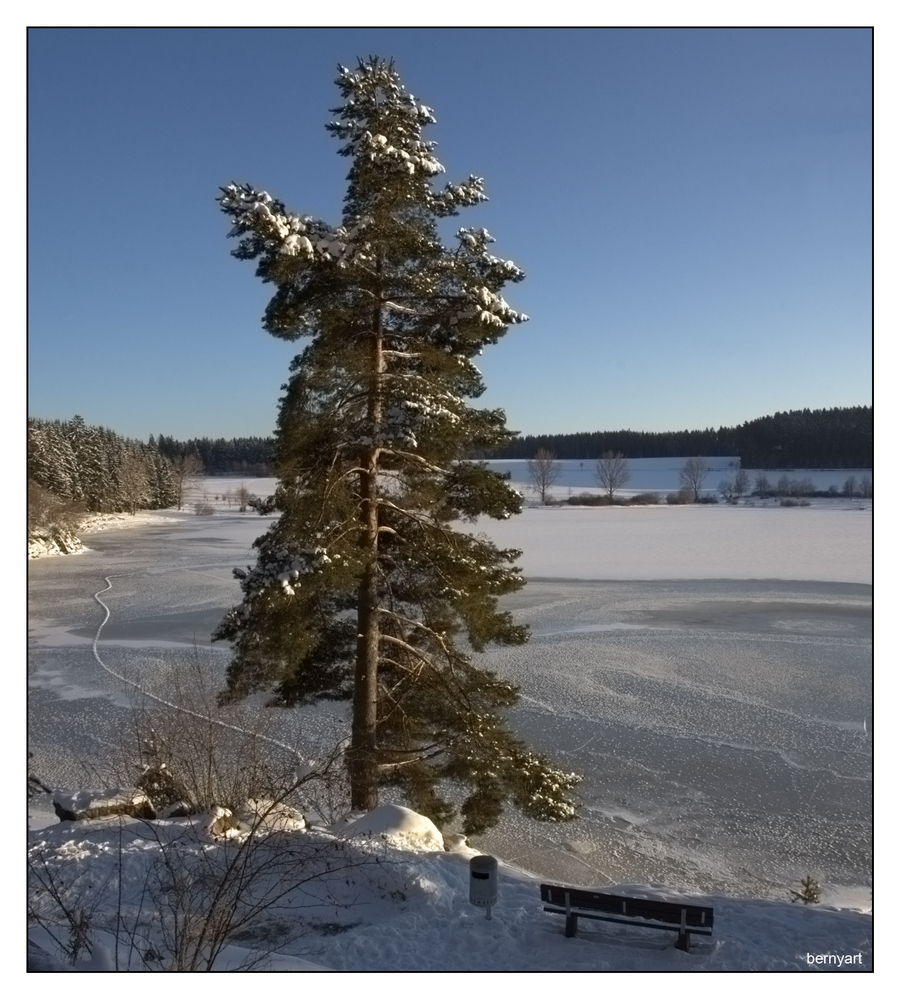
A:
27 526 85 559
27 808 872 972
340 804 446 851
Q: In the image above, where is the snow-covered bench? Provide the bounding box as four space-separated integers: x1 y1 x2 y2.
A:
540 883 714 952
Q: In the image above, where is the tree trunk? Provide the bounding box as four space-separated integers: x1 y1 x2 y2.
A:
350 542 380 811
349 300 384 812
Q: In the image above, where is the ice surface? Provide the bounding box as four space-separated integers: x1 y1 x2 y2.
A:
28 477 872 903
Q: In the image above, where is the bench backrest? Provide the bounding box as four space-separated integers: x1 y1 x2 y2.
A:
540 884 714 929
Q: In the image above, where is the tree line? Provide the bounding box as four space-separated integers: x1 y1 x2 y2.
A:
153 434 274 476
153 404 873 475
28 416 180 521
495 405 873 468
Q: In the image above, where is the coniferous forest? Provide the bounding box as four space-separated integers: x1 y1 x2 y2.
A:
28 416 180 542
154 434 274 476
492 405 872 467
151 405 872 475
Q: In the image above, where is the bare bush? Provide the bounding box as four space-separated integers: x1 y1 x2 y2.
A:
126 650 304 815
236 484 253 512
629 492 659 505
29 791 388 970
28 480 85 537
28 648 374 971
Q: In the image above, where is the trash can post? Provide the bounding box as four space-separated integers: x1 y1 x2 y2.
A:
469 855 498 920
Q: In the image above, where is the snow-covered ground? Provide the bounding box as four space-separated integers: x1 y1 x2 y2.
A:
479 504 871 582
27 804 871 972
27 467 872 972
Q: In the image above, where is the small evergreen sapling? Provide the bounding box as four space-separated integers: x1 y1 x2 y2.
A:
214 58 579 834
789 875 822 905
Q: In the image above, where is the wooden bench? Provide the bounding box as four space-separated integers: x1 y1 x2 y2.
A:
540 883 714 952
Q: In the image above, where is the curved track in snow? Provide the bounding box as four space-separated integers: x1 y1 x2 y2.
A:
91 576 299 756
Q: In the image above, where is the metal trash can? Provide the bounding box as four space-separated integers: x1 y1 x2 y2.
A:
469 854 498 918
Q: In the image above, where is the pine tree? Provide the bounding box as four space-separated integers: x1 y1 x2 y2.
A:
213 57 578 834
789 875 822 905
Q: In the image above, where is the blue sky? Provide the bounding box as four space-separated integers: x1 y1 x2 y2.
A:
27 27 872 442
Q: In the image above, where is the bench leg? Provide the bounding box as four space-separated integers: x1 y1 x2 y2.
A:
565 913 578 938
676 930 690 952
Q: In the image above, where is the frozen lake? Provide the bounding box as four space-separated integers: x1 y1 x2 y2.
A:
27 483 872 903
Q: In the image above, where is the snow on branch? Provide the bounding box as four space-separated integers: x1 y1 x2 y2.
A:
429 176 487 216
218 183 370 263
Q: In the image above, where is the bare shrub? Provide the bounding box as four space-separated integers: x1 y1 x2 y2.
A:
629 492 659 505
126 650 303 815
236 484 253 512
28 480 85 537
29 790 388 970
28 846 108 964
29 648 373 971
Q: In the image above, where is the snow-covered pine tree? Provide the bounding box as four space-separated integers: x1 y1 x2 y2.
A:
214 57 578 834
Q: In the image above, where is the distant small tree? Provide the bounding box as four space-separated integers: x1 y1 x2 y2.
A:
791 477 815 498
679 457 708 502
843 475 858 498
717 479 735 501
859 475 872 499
789 875 822 905
235 484 253 512
528 449 561 503
118 450 150 515
754 473 771 497
733 467 750 498
595 451 630 502
172 453 205 510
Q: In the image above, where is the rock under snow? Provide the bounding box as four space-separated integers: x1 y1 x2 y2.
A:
238 798 306 833
28 526 85 559
341 805 445 852
53 787 155 822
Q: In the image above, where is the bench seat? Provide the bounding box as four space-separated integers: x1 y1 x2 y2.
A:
540 883 714 952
